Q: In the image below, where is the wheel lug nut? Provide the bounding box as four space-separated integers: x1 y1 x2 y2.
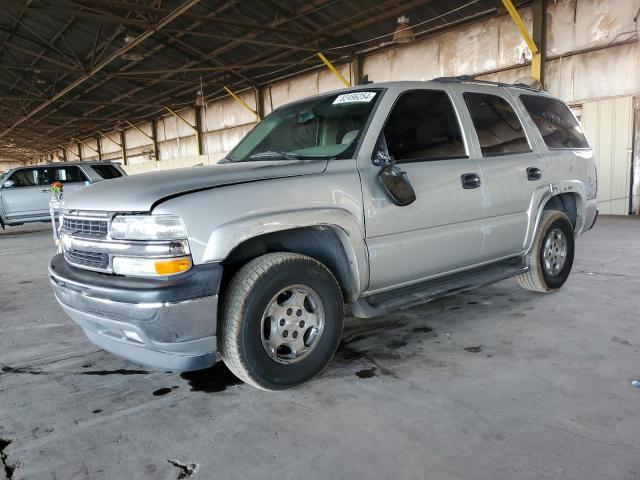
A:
296 309 302 316
279 319 285 326
283 330 288 338
287 308 292 315
292 331 298 339
299 321 305 328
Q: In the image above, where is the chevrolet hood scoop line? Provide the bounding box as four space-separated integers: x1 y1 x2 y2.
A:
63 159 329 212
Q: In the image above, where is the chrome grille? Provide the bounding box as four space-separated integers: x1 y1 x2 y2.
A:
64 249 110 271
62 217 108 238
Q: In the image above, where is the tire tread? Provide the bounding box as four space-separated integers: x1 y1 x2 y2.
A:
219 252 341 390
517 210 572 293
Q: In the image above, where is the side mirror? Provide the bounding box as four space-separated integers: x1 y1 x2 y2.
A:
377 164 416 207
2 180 16 188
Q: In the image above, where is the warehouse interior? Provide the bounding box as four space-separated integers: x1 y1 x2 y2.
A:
1 0 638 212
1 1 639 479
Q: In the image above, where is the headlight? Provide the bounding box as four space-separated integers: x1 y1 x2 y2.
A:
110 214 187 240
112 256 192 277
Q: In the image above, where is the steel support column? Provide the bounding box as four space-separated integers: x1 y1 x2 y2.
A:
151 120 160 162
194 106 204 156
119 130 127 166
501 0 542 83
96 136 102 161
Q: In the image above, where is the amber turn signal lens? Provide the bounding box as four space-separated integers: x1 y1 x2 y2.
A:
154 257 191 275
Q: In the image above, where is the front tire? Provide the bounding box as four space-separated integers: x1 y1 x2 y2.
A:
219 252 344 390
517 210 575 292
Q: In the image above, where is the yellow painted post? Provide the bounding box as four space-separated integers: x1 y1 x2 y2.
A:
125 120 154 141
501 0 541 82
164 106 198 132
97 130 121 147
317 52 351 88
223 86 261 121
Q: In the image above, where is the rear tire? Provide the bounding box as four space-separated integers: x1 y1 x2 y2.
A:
219 252 344 390
517 210 575 292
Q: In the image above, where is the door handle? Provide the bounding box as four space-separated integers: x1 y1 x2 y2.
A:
42 188 51 193
461 173 481 189
527 167 542 181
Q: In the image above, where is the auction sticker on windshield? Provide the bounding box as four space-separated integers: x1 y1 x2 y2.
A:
333 92 376 104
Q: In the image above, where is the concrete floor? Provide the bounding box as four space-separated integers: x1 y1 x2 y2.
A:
0 217 639 480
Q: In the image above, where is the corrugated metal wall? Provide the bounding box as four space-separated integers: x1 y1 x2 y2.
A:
582 96 635 215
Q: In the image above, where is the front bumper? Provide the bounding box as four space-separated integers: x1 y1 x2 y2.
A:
49 254 221 372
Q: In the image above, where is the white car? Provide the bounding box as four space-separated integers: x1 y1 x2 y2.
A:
0 162 126 228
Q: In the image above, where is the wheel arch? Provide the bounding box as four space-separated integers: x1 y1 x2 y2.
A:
524 186 586 254
219 225 365 303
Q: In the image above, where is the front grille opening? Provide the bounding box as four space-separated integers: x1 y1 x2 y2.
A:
64 249 109 271
63 217 108 238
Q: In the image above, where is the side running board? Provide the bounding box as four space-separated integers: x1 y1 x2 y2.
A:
351 257 527 318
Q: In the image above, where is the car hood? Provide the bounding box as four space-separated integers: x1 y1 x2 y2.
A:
64 159 328 212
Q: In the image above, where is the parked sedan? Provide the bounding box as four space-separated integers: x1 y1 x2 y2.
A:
0 162 126 228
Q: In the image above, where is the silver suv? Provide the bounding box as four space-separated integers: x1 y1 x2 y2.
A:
0 162 125 228
48 80 598 390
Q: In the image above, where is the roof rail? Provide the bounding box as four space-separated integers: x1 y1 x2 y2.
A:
432 76 541 92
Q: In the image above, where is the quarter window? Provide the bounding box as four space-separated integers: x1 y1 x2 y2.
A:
520 95 589 149
379 90 466 162
464 93 531 156
91 164 123 179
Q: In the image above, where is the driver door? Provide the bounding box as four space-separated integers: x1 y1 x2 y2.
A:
360 88 486 293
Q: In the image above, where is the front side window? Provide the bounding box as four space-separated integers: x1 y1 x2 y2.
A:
226 90 381 162
379 90 466 162
520 95 589 149
464 92 531 156
7 168 41 187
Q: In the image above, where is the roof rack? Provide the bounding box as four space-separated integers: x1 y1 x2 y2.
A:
432 75 541 92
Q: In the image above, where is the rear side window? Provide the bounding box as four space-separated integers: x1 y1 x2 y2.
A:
91 164 123 179
464 93 531 156
520 95 589 149
38 166 88 185
381 90 466 162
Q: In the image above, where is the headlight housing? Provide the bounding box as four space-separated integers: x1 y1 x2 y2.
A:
109 214 192 277
112 256 192 278
110 214 187 240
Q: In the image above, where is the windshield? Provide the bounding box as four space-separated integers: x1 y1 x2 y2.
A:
226 90 381 162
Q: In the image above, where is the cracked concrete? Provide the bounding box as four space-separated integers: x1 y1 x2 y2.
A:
1 217 639 479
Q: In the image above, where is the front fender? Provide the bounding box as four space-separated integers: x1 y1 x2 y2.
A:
152 161 368 295
203 207 368 297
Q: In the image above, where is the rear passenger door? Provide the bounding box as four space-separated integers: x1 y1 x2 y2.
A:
454 86 546 259
46 165 90 196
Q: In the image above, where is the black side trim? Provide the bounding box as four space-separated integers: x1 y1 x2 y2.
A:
588 209 598 231
49 254 222 304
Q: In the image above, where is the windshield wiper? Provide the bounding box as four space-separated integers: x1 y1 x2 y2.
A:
248 150 300 161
